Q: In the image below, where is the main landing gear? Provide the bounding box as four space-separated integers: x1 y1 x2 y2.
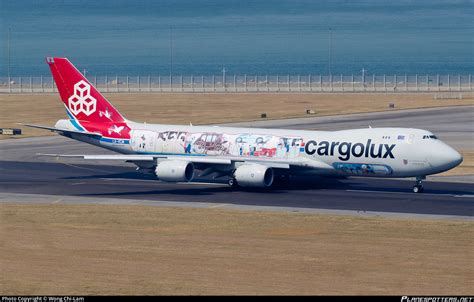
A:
228 177 238 189
413 176 425 193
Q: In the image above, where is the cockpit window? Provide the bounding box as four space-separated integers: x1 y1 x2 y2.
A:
423 135 438 139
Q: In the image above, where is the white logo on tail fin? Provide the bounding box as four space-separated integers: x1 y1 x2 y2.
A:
99 108 113 121
68 80 97 116
108 125 125 136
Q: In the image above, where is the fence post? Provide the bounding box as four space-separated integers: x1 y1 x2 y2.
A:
447 74 450 91
148 76 151 92
394 74 397 92
191 75 194 92
244 74 247 92
126 76 129 92
415 74 418 92
41 76 43 93
202 75 204 92
341 74 343 91
8 76 11 93
351 75 354 92
222 74 226 92
288 75 290 92
105 76 108 92
116 76 119 92
94 76 97 89
459 75 461 91
52 76 55 93
297 75 300 92
330 74 333 92
234 75 236 92
362 74 365 92
20 77 22 93
159 76 161 92
138 76 140 92
437 75 440 92
320 75 322 92
30 76 32 92
383 74 386 92
277 75 279 92
405 75 408 92
426 75 429 91
180 75 183 92
309 75 311 91
212 75 215 92
265 75 268 92
372 74 375 91
255 75 258 92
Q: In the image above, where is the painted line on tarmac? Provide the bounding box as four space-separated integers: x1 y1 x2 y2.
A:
51 198 62 204
345 189 474 198
177 182 227 186
209 203 228 209
60 162 112 174
99 178 227 186
100 178 157 183
453 194 474 198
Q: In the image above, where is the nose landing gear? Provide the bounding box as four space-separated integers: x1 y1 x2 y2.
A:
413 176 425 193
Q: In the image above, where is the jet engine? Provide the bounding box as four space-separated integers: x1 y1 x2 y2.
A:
234 164 274 187
155 160 194 182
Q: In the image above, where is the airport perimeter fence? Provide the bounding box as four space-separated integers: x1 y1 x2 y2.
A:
0 74 473 94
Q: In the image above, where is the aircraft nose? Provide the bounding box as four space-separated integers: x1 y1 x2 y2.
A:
431 144 463 170
449 149 463 167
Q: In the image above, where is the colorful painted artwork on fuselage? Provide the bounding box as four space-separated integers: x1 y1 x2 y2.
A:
131 130 305 158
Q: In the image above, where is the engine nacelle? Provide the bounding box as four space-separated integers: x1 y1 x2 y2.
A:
155 160 194 182
234 164 274 188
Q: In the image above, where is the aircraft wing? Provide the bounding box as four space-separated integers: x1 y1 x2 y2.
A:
38 153 232 165
37 153 333 170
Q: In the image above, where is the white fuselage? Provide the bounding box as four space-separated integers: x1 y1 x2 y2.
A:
61 119 463 178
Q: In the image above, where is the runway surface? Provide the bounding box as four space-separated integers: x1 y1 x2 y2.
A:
1 106 473 218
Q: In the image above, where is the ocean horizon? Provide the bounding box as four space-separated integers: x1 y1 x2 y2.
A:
1 0 473 76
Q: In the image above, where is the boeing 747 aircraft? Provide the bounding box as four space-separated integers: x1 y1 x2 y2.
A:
25 58 463 193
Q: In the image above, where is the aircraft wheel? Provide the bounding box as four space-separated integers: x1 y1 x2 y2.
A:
228 177 238 189
412 185 424 193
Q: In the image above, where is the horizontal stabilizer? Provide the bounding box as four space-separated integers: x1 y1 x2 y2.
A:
20 123 102 138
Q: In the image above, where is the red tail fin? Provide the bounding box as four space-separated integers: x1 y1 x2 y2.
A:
47 57 125 123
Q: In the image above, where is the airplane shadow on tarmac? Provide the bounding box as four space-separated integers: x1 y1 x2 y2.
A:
1 160 469 198
62 169 472 197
